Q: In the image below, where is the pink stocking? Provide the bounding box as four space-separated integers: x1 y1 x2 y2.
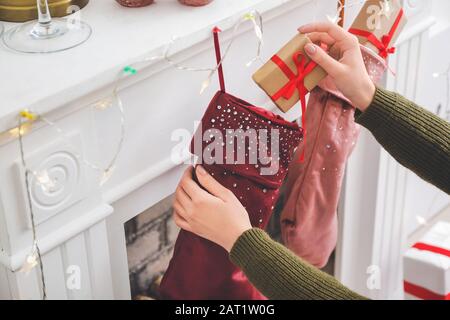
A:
280 46 387 268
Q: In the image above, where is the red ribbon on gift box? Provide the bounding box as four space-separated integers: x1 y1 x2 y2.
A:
404 242 450 300
271 52 317 162
413 242 450 258
404 281 450 300
349 8 404 59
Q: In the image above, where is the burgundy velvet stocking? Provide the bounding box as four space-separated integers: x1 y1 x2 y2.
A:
160 29 302 300
160 90 302 299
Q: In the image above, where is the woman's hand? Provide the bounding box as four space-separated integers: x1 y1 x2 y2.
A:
173 166 252 252
299 22 376 111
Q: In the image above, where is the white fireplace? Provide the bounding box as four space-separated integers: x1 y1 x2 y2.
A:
0 0 446 300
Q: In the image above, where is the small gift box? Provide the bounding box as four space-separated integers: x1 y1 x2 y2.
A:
403 222 450 300
349 0 407 59
252 34 327 113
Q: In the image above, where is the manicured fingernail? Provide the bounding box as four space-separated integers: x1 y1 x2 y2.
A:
298 24 310 32
196 165 207 176
305 43 317 55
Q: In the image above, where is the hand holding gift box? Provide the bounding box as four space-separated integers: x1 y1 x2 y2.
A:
251 2 407 162
252 0 408 114
404 222 450 300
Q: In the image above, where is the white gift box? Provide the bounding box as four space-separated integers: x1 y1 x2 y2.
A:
403 222 450 300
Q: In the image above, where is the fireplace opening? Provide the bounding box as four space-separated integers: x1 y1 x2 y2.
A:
124 194 179 299
124 193 334 300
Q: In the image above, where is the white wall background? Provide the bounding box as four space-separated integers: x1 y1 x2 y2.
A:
404 0 450 236
337 0 450 300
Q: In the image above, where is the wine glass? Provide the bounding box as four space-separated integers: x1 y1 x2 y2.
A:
2 0 92 54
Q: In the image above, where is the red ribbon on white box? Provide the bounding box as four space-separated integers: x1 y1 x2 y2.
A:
404 242 450 300
413 242 450 258
404 281 450 300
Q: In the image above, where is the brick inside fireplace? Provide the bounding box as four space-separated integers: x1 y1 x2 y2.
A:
124 195 179 299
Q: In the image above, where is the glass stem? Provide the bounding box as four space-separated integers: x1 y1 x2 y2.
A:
37 0 52 25
31 0 59 38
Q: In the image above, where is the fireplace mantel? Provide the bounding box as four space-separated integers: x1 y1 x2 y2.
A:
0 0 330 300
0 0 312 132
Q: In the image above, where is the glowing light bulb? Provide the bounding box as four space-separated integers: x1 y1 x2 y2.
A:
326 14 342 25
246 59 256 67
9 123 32 138
35 170 56 192
416 215 427 226
243 13 255 21
200 77 211 95
19 245 38 275
93 97 114 110
100 166 116 186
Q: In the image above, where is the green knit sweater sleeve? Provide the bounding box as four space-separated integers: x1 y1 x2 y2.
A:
230 228 367 300
229 88 449 300
356 87 450 194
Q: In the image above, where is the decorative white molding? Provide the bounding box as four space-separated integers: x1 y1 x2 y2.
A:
102 154 191 204
396 17 436 45
15 132 86 226
2 216 114 300
370 10 430 299
0 203 113 272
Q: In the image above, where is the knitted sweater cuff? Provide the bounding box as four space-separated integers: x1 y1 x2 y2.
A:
230 228 268 268
355 86 398 134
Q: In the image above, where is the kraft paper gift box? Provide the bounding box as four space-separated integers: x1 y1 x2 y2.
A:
349 0 408 59
252 34 327 113
403 222 450 300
